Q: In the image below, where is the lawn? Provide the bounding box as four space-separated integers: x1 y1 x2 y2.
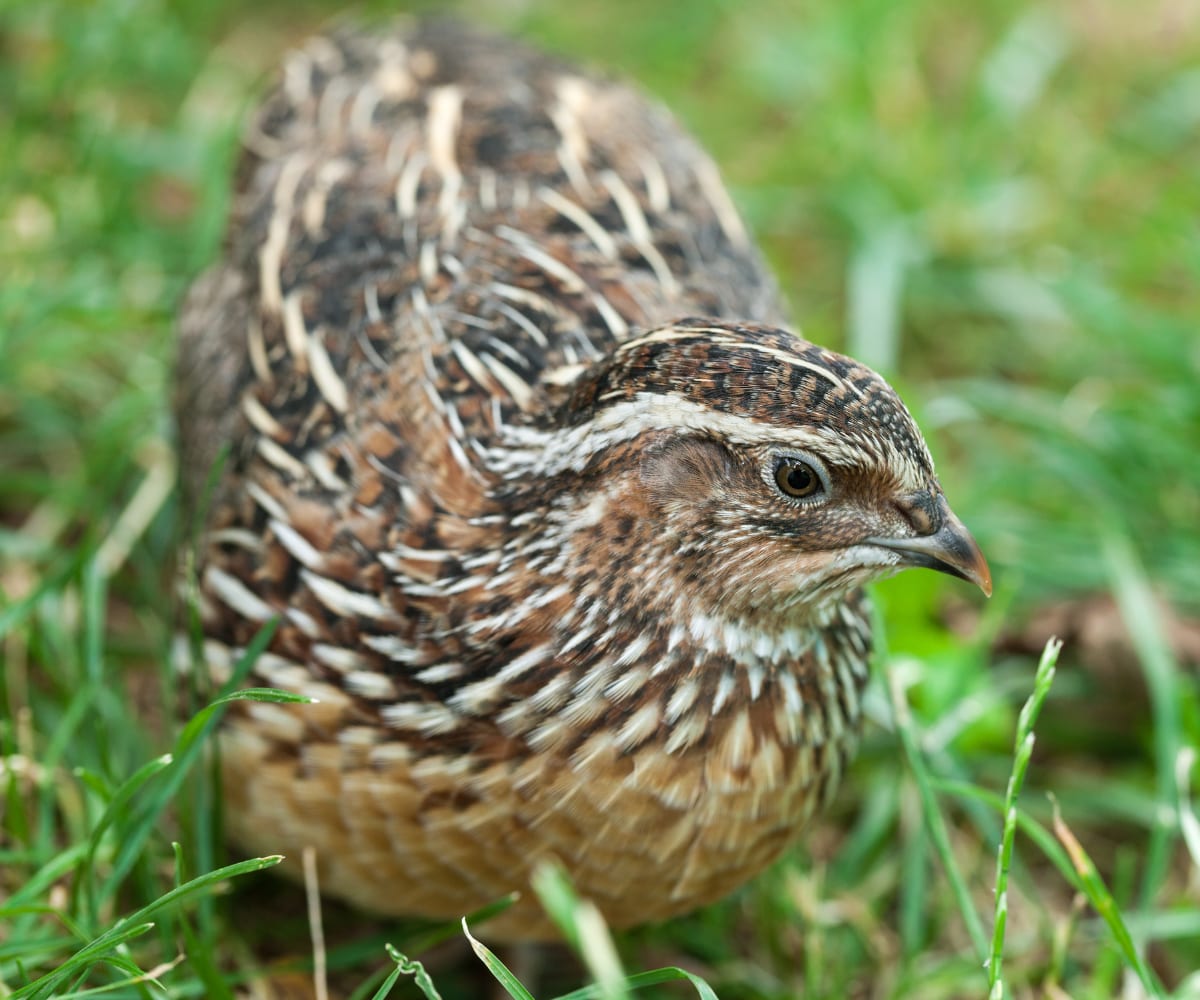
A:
2 0 1198 997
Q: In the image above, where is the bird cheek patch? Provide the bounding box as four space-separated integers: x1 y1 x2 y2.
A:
638 437 732 517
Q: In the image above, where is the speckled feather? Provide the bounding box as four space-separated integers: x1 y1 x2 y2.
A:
177 19 975 939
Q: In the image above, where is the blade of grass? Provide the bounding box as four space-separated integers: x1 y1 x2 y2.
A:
554 968 720 1000
1103 531 1183 911
170 841 234 1000
12 855 284 1000
12 923 156 1000
1050 796 1164 998
931 779 1080 891
373 944 442 1000
100 620 286 902
36 679 98 851
0 936 79 965
49 951 184 997
461 919 535 1000
1176 748 1200 872
366 965 407 1000
75 754 173 924
532 862 628 1000
1 844 91 915
987 637 1061 999
898 779 929 957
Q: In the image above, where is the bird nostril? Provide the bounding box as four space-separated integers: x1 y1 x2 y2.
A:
896 491 941 535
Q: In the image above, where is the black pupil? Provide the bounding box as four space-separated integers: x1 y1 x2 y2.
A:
782 465 811 494
786 465 813 493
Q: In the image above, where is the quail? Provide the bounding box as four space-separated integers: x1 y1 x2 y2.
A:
176 20 991 941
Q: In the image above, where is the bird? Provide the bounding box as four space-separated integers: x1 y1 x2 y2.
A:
175 19 991 941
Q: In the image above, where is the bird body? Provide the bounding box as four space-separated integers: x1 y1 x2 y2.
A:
177 21 989 939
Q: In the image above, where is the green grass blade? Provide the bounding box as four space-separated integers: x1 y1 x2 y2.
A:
1050 796 1164 998
532 863 628 1000
12 856 282 1000
461 919 534 1000
0 844 90 916
366 965 406 1000
374 944 443 1000
49 950 184 997
12 922 157 1000
554 967 720 1000
167 841 233 1000
930 780 1080 892
987 637 1061 999
75 753 173 923
1103 531 1183 911
1176 749 1200 873
100 621 283 902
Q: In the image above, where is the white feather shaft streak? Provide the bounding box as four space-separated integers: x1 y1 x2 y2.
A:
302 159 353 234
259 154 311 315
638 152 671 213
496 225 587 293
281 291 311 370
204 565 276 622
246 317 272 383
537 187 618 258
270 518 324 570
480 352 536 409
694 157 749 248
302 569 397 621
600 170 678 297
550 75 593 193
257 437 309 479
426 85 464 219
307 326 349 413
242 392 285 438
395 151 428 218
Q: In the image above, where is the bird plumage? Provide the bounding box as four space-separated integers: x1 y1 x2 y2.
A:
176 19 988 939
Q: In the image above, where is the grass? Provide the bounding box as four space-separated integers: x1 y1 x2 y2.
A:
2 0 1199 996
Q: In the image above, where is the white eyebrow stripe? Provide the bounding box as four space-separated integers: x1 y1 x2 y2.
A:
488 393 869 480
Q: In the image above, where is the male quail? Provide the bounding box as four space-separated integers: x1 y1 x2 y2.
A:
176 20 991 941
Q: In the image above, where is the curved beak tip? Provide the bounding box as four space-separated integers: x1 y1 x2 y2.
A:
943 514 992 598
868 500 992 597
976 561 994 599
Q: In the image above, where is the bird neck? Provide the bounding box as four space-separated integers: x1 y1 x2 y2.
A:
460 501 875 762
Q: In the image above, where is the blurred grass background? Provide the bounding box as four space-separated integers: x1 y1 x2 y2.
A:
1 0 1198 997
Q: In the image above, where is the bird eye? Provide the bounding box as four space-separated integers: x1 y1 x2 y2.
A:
773 458 824 500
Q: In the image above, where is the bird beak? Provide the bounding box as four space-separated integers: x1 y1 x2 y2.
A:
867 497 992 597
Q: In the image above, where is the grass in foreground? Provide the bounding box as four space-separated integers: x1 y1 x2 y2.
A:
2 0 1199 997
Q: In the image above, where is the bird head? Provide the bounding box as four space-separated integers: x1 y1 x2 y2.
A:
502 320 990 626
